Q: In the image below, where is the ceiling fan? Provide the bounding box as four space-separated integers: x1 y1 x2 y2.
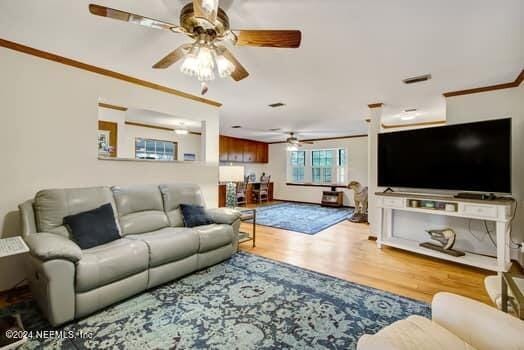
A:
88 1 301 92
285 132 314 150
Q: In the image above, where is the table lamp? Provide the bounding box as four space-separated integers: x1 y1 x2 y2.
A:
219 165 244 208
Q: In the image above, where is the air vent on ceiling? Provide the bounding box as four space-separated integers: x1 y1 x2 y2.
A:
268 102 286 108
268 128 281 132
402 74 431 84
404 108 417 112
231 125 242 129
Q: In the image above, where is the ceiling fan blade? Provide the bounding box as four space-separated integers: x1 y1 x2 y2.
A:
232 30 302 48
89 4 184 32
192 0 219 23
218 47 249 81
152 44 192 69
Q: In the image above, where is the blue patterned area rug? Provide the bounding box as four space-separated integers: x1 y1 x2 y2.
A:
3 252 430 349
251 202 353 234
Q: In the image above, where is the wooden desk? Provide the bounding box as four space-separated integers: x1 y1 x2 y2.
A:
218 182 274 207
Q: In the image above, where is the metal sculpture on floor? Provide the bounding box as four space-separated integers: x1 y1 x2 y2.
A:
419 228 465 257
347 181 368 223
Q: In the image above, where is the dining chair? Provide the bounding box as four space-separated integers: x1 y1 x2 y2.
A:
253 175 271 203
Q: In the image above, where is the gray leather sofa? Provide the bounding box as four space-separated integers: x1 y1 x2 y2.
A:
18 184 241 326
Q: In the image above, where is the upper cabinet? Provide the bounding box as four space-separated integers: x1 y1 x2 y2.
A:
219 136 268 163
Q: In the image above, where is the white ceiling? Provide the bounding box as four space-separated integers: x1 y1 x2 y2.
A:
1 0 522 142
126 107 203 131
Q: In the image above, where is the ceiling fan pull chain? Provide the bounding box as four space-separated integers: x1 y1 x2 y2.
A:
200 82 209 95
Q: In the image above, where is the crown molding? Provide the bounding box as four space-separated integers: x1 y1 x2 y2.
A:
267 134 368 144
381 120 446 129
0 38 222 108
443 69 524 98
98 102 128 111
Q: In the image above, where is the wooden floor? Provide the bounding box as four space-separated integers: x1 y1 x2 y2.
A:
239 202 495 305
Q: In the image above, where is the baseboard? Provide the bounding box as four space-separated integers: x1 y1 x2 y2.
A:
273 198 354 209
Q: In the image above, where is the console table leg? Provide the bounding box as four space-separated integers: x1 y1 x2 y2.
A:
496 221 510 272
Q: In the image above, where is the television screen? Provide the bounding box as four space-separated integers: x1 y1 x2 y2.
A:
378 118 511 193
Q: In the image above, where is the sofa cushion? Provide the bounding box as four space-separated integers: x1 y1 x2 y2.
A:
159 184 205 227
127 227 199 267
180 204 214 228
112 185 169 235
194 224 234 253
357 315 476 350
34 187 119 237
64 203 120 249
75 239 149 293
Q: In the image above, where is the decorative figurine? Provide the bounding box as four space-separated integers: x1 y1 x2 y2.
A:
347 181 368 223
419 228 465 256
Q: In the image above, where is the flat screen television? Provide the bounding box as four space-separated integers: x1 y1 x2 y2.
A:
378 118 511 193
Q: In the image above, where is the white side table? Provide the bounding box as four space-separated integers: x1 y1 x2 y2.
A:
0 237 29 259
0 236 29 350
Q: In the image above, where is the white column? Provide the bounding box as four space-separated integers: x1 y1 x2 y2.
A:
367 104 383 236
200 118 219 163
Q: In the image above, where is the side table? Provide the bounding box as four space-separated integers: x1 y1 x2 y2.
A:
234 207 256 248
501 272 524 319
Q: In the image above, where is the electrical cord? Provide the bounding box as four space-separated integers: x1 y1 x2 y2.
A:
508 199 521 248
467 219 484 242
483 220 497 247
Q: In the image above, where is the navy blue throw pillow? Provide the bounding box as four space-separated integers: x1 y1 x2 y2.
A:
63 203 120 249
180 204 214 228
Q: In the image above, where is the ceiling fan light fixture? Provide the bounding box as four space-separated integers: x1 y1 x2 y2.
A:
215 53 235 78
180 47 200 78
180 44 217 81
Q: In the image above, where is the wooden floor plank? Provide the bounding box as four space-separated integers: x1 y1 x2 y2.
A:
239 202 495 304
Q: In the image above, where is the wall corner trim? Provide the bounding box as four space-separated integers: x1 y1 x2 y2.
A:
0 37 222 108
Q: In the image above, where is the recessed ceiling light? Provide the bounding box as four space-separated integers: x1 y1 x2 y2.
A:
231 125 242 129
268 102 286 108
402 74 431 84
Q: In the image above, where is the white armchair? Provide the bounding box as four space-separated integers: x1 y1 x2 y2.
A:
357 292 524 350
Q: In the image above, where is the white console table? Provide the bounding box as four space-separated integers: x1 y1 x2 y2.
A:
375 192 515 272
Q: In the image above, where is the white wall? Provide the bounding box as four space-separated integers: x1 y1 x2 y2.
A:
446 84 524 263
99 108 202 160
264 137 368 207
0 47 221 291
367 85 523 265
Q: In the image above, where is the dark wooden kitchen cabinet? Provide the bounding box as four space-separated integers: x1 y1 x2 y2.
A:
219 136 230 161
228 137 244 162
243 140 257 162
256 142 268 163
219 135 269 163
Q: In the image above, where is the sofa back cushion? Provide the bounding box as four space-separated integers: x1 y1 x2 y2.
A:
34 187 118 238
112 185 169 235
159 184 205 227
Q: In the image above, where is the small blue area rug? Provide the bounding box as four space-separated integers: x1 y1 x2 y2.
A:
251 202 353 234
2 252 430 349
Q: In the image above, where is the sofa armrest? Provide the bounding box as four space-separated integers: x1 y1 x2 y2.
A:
25 233 82 263
432 292 524 350
206 208 241 225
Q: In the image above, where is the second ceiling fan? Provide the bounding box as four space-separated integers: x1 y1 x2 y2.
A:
89 0 301 91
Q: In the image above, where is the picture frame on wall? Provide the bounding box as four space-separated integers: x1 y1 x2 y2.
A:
98 130 111 157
